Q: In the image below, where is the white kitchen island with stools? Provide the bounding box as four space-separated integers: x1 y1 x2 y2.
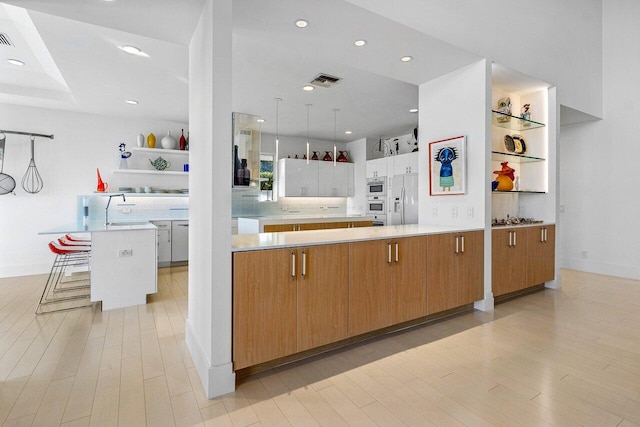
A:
40 220 157 310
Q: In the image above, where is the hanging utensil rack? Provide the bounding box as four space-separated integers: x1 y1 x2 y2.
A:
0 130 54 140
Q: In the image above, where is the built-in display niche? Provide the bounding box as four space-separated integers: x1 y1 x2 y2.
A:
232 112 262 188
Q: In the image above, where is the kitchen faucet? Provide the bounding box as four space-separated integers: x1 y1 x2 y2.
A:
105 193 126 225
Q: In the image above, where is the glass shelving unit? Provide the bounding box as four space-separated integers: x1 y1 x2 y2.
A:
491 110 546 131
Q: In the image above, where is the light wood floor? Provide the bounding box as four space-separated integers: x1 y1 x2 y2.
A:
1 268 640 426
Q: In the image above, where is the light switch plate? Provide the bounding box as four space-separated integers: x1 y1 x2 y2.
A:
119 249 133 257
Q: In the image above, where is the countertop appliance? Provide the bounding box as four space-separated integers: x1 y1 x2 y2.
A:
390 173 418 225
366 177 386 197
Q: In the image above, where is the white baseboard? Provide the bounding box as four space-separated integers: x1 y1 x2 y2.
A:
185 318 235 399
560 258 640 281
474 292 494 312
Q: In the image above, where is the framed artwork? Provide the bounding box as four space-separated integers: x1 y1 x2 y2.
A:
428 135 466 196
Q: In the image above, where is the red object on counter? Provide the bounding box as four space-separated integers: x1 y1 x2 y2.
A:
179 129 186 150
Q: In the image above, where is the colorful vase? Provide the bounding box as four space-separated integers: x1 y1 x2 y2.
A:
147 133 156 148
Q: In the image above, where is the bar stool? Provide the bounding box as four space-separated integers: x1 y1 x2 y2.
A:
35 239 93 314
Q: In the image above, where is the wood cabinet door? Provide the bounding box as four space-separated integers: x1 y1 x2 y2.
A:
426 233 458 314
457 231 484 305
352 220 373 228
325 222 349 230
492 228 528 297
390 237 427 324
264 224 295 232
298 222 325 231
297 244 349 351
526 225 556 286
348 240 392 336
233 248 297 369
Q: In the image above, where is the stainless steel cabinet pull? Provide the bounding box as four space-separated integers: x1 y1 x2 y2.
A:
388 243 392 263
302 251 306 277
455 236 459 254
544 228 548 242
541 228 545 242
513 231 517 246
508 231 513 247
395 242 399 263
178 224 189 227
461 236 465 254
291 252 296 277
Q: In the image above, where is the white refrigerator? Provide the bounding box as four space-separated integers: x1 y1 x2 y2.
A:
390 173 419 225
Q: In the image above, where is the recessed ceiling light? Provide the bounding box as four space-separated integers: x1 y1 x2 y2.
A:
409 108 418 113
400 56 413 62
118 45 149 57
354 40 367 47
345 130 353 135
257 118 266 123
125 99 139 105
295 19 308 28
302 84 315 91
7 59 25 66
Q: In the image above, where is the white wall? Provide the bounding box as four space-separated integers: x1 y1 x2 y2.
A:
558 0 640 280
0 104 186 277
347 0 603 118
418 60 489 230
185 0 235 399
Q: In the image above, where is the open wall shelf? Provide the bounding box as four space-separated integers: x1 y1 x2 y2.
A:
491 151 545 163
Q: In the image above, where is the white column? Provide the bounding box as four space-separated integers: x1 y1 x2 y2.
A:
186 0 235 398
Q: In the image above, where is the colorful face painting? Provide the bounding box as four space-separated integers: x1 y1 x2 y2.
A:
428 136 466 196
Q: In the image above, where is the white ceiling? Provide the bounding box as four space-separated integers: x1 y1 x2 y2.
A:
0 0 485 142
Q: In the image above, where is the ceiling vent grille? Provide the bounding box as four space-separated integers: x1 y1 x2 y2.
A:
0 33 14 47
310 73 341 88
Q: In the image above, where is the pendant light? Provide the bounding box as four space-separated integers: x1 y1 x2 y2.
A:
305 104 312 164
332 108 339 166
274 97 282 201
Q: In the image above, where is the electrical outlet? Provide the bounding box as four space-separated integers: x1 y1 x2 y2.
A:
559 205 566 213
581 251 588 259
122 207 132 214
519 205 526 216
119 249 133 257
432 207 438 217
451 207 458 218
467 207 474 218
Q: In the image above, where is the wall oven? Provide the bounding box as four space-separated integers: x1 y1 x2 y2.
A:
367 195 386 216
366 178 386 197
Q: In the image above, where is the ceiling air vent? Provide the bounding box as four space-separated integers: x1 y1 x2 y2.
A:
0 33 14 47
310 73 341 88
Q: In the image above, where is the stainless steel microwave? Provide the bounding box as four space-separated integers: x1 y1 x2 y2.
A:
366 178 386 197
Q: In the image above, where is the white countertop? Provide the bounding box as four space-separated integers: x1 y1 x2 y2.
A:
232 224 483 252
39 220 156 235
238 215 371 225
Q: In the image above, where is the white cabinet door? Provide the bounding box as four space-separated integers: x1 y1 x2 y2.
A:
151 221 171 267
278 159 319 197
366 158 387 178
318 162 351 197
171 221 189 263
393 152 419 175
346 163 355 197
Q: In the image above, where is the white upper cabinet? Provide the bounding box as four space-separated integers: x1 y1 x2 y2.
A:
393 152 418 175
278 159 319 197
366 158 388 178
279 159 354 197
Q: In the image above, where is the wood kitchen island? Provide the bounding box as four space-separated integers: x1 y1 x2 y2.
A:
231 224 485 373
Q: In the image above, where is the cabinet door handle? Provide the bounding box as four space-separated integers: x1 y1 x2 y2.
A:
508 231 513 247
544 228 548 242
178 224 189 227
395 242 399 263
540 228 545 243
455 236 459 254
388 243 392 264
513 231 517 247
461 235 465 254
301 251 306 278
291 251 296 277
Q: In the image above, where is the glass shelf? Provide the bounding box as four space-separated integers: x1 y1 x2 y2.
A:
492 110 545 131
112 169 188 176
491 151 545 163
492 190 547 194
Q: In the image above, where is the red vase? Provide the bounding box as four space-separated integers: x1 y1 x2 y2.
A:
179 129 186 150
337 150 348 162
323 151 332 161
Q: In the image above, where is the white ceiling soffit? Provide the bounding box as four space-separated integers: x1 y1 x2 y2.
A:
560 105 601 126
0 3 72 104
492 63 551 95
1 0 205 46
